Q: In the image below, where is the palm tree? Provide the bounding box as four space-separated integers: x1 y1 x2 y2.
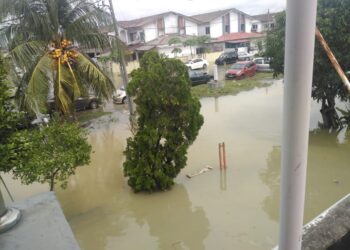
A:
0 0 115 115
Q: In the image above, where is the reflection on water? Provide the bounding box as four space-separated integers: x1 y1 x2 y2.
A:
3 81 350 250
261 128 350 224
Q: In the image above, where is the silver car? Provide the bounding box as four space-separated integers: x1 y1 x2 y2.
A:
253 57 273 72
112 87 128 104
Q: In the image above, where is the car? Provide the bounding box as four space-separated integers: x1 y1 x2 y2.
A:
238 51 254 61
225 61 257 80
48 96 100 112
75 96 100 111
185 58 208 70
215 51 238 65
112 87 128 104
253 57 273 72
189 70 213 85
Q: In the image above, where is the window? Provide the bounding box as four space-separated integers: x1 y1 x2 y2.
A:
255 59 263 64
140 32 145 42
129 32 137 42
225 25 230 33
270 23 275 29
240 24 245 32
252 24 258 31
205 26 210 35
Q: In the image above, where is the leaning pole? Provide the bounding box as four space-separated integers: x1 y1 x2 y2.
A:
278 0 318 249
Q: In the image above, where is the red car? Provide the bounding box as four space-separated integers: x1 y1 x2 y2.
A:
225 61 257 80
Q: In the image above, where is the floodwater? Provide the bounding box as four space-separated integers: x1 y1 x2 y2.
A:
2 80 350 250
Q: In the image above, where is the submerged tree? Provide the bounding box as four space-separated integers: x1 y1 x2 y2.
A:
265 1 350 128
124 51 204 192
7 118 91 191
0 0 115 115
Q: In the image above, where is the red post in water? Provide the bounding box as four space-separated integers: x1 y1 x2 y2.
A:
218 143 223 170
222 142 227 169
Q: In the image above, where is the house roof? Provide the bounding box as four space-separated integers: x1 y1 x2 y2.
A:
190 8 251 23
252 12 282 23
215 32 265 42
119 11 200 29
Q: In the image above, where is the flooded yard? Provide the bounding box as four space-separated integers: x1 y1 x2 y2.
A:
2 80 350 249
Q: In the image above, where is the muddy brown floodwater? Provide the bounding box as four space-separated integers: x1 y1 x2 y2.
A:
2 80 350 250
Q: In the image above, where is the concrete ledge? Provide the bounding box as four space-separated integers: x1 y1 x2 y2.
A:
0 192 80 250
302 193 350 250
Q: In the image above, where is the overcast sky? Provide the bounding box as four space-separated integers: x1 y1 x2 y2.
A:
112 0 286 21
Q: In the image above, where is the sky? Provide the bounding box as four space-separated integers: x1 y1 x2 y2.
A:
112 0 286 21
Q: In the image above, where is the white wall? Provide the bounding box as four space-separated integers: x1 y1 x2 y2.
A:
245 17 253 33
164 13 178 34
158 45 197 58
144 23 157 42
230 12 239 33
117 28 128 44
197 24 207 36
210 17 223 38
185 20 198 36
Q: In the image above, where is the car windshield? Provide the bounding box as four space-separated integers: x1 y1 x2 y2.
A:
230 63 245 69
219 54 227 58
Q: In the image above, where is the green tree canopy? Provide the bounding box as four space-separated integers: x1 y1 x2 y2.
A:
7 118 91 191
265 1 350 128
0 0 115 115
124 51 204 192
0 52 24 172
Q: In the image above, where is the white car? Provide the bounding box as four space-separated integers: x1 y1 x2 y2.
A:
112 87 128 104
238 51 254 61
185 58 208 70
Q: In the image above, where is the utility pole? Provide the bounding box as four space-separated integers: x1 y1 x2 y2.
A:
107 0 134 116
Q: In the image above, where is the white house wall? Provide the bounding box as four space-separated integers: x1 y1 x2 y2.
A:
164 13 178 34
210 17 223 38
230 12 239 33
197 24 207 36
144 23 157 42
118 28 128 44
185 20 198 36
158 46 197 58
245 18 253 33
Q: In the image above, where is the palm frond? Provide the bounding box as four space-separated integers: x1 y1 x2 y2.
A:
25 53 53 112
55 57 73 114
64 6 112 49
74 51 115 99
9 40 47 69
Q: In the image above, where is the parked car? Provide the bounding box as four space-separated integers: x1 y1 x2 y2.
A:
238 51 254 61
188 70 213 85
225 61 257 80
48 96 100 112
112 87 128 104
75 96 100 111
185 58 208 70
215 51 238 65
253 57 273 72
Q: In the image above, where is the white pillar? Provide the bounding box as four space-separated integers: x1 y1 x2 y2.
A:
279 0 318 249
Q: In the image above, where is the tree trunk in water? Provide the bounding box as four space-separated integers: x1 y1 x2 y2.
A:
320 97 339 129
50 176 55 191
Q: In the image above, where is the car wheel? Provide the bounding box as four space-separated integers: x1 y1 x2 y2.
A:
90 101 98 109
202 64 207 69
122 97 128 104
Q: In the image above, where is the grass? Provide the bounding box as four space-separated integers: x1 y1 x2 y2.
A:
191 72 275 98
77 111 112 124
